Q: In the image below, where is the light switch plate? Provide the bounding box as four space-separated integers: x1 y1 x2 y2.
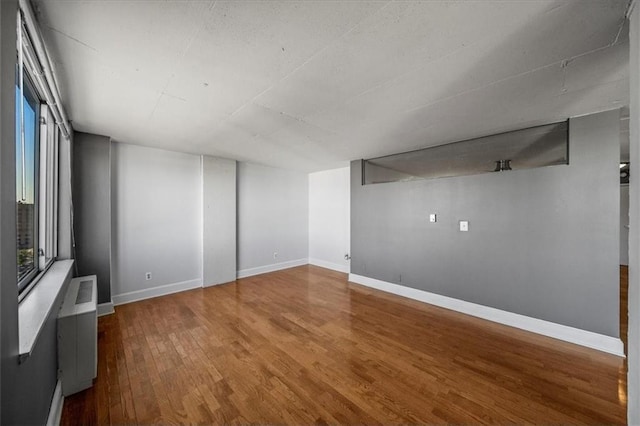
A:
429 213 437 223
459 220 469 232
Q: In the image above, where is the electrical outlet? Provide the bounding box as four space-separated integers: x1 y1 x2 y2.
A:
429 213 437 223
273 252 278 259
145 272 152 280
459 220 469 232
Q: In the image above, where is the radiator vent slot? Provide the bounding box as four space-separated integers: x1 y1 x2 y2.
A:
76 280 93 304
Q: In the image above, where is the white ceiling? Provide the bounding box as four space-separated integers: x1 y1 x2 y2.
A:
34 0 630 172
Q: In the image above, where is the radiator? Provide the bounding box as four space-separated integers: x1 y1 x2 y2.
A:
58 275 98 397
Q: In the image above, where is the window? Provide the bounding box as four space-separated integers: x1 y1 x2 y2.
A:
16 17 60 296
38 105 59 271
16 71 39 290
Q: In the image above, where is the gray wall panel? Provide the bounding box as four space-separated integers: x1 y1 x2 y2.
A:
111 143 201 298
237 162 308 272
628 4 639 423
203 156 237 286
58 132 73 260
0 3 18 424
621 185 629 266
351 110 620 337
5 281 69 425
73 132 111 303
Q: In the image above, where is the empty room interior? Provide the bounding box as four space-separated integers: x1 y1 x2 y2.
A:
2 0 640 424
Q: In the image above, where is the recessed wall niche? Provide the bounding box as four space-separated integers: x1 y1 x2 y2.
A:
362 121 569 185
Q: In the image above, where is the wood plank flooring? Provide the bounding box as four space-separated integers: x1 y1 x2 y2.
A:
621 265 628 355
61 265 627 424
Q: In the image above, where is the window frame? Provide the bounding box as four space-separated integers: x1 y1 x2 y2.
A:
16 54 60 299
38 104 57 271
15 7 68 303
16 68 41 293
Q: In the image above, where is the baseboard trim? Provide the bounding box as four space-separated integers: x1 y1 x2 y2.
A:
309 258 349 273
113 278 202 306
349 273 625 357
97 302 115 317
237 258 309 279
46 380 64 426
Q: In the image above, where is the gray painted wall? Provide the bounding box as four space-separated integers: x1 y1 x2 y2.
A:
5 282 69 425
73 132 111 303
237 162 308 272
58 132 73 260
621 185 629 266
351 110 620 337
203 156 237 286
0 4 17 423
111 143 202 298
308 168 351 271
628 4 639 424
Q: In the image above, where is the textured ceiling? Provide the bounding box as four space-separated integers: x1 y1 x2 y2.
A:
34 0 630 172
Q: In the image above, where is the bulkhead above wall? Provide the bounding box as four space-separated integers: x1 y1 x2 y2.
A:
363 121 569 184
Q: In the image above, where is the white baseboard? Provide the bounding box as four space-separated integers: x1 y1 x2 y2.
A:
309 258 349 273
97 302 114 317
237 258 308 279
112 278 202 306
349 273 625 357
46 380 64 426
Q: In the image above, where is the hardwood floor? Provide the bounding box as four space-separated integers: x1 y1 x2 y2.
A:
61 265 627 424
621 265 628 354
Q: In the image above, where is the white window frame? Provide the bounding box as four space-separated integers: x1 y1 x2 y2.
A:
17 15 60 299
38 104 57 271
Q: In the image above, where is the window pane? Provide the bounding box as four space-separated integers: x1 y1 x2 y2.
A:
16 81 39 285
39 105 56 269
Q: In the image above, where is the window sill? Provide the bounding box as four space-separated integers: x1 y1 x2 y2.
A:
18 259 74 362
